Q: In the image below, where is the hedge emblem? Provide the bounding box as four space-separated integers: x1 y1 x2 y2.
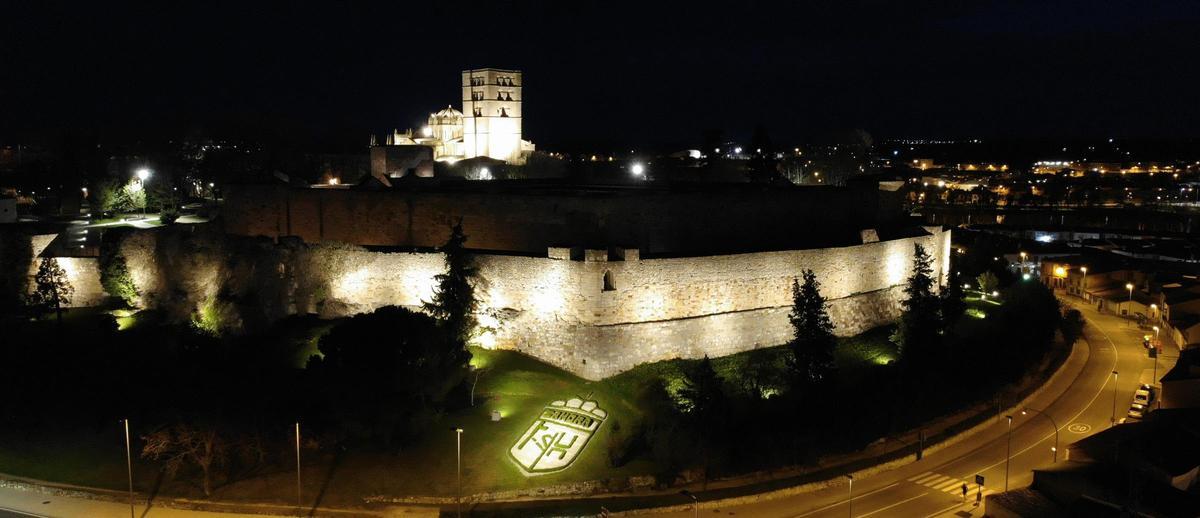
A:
509 397 607 476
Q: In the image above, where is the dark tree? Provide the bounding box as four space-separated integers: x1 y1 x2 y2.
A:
1060 308 1085 346
307 306 469 447
0 228 32 313
785 270 837 393
423 222 479 347
940 269 966 330
99 230 139 307
747 124 781 183
893 244 941 361
29 258 74 323
676 356 728 485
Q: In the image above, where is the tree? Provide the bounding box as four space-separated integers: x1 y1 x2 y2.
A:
423 222 479 347
1060 308 1085 346
99 231 139 307
29 258 74 323
141 422 228 497
307 306 469 447
941 269 966 330
893 244 941 361
0 228 32 313
675 356 728 485
976 271 999 294
785 270 837 393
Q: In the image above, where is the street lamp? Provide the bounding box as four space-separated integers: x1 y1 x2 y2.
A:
680 490 699 518
1111 371 1119 426
631 162 646 178
1021 407 1060 462
1019 252 1027 273
1004 415 1013 492
1080 266 1088 295
847 475 854 518
453 427 464 518
135 168 152 219
295 422 302 515
123 418 135 518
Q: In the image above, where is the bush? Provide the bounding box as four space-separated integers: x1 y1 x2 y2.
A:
160 205 180 225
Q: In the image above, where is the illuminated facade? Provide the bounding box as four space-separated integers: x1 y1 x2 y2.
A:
377 68 535 165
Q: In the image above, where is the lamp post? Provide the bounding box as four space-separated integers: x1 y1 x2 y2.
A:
1126 283 1134 316
680 490 699 518
1021 407 1060 462
1111 371 1119 426
123 418 135 518
1019 252 1027 273
1004 415 1013 492
847 475 854 518
295 422 302 516
453 427 463 518
135 168 151 219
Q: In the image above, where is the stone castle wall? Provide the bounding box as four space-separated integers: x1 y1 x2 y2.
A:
41 225 949 380
273 227 950 379
29 234 106 308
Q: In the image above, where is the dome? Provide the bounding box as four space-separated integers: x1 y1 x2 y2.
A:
431 105 463 123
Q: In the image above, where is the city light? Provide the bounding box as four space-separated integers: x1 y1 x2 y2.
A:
136 168 151 181
630 163 645 177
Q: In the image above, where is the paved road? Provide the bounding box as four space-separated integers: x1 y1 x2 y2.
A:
0 486 269 518
645 295 1174 518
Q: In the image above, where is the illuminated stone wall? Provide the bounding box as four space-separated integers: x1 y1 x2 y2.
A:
51 225 949 379
28 234 106 308
309 227 951 379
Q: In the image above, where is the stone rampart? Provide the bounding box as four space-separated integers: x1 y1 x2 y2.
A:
51 224 950 379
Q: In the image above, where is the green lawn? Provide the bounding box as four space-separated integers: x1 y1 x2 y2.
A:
0 320 897 505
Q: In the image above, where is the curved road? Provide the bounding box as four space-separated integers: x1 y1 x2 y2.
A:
646 296 1175 518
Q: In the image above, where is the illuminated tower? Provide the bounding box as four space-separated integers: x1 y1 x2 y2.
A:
462 68 531 164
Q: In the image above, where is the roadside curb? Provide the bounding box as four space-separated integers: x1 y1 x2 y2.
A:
611 333 1090 515
0 475 388 517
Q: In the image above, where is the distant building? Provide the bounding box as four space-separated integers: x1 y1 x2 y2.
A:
371 68 535 171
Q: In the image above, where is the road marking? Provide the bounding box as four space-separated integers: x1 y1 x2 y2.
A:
1067 423 1091 433
909 472 942 484
0 506 48 518
789 483 900 517
858 493 927 517
924 501 965 518
977 302 1120 473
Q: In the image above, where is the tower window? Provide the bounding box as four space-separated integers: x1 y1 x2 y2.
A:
602 271 615 292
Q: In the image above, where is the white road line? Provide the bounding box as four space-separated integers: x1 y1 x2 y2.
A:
978 304 1121 473
923 501 963 518
909 472 940 484
790 483 900 517
858 493 928 517
0 506 47 518
932 479 961 491
924 475 952 487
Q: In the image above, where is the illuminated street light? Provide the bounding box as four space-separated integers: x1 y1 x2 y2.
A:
847 475 854 518
630 163 646 177
135 168 152 219
680 490 699 518
1021 407 1059 462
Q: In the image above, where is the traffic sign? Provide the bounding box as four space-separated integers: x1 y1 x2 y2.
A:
975 474 985 485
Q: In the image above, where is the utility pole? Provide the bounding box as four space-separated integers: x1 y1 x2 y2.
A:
124 419 135 518
295 422 302 516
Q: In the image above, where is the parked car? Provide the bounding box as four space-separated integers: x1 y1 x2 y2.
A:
1127 402 1148 420
1134 387 1153 406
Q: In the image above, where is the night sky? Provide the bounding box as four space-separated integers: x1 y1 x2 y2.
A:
3 1 1199 150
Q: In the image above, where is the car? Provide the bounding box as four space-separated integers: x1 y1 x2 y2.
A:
1134 388 1153 406
1127 403 1148 420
